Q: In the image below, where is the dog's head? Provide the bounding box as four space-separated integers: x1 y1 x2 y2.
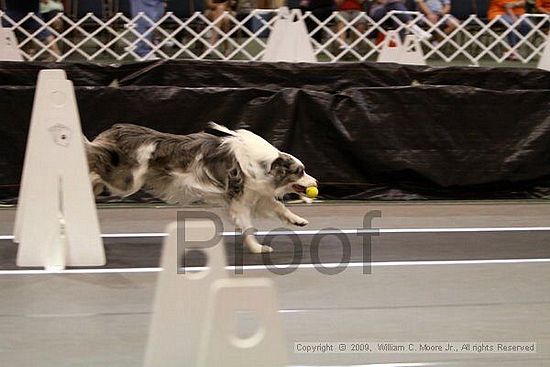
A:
208 122 317 200
269 153 318 200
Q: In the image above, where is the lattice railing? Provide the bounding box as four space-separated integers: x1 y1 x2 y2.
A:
1 9 549 65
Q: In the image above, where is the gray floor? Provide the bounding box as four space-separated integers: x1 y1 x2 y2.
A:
1 201 550 366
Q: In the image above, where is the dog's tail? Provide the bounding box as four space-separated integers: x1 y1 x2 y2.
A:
204 122 236 138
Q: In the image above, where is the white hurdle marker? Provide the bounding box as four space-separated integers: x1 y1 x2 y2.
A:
198 278 287 367
263 7 316 62
377 31 426 66
144 221 228 367
538 30 550 71
13 69 105 270
0 27 23 61
145 221 287 367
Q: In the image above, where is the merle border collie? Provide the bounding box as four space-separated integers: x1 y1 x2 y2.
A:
85 123 318 253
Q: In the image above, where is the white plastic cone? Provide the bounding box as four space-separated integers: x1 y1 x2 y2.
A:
538 31 550 71
14 69 105 269
198 278 287 367
378 31 426 66
0 28 23 61
263 7 316 62
144 221 227 367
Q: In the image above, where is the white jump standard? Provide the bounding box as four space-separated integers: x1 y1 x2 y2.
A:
13 70 105 270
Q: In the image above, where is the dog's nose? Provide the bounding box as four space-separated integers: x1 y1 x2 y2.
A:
304 174 317 187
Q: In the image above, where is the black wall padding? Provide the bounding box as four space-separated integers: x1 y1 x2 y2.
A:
0 60 549 202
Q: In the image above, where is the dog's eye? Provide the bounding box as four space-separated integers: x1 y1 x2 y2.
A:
295 167 304 176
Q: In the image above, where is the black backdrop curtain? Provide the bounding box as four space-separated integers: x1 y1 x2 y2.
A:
0 60 549 202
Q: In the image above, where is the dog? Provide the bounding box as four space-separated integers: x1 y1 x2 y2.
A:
85 123 318 253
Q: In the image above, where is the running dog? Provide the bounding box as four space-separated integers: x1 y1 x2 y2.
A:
85 123 317 253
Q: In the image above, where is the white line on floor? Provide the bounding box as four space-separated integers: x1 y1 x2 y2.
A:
291 364 437 367
3 226 550 240
1 258 549 275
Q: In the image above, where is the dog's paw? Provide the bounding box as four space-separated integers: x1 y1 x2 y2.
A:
300 196 314 204
248 244 274 254
244 236 274 253
260 245 274 253
294 219 309 227
287 214 309 227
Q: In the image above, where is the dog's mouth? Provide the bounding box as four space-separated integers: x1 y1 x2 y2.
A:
292 184 307 194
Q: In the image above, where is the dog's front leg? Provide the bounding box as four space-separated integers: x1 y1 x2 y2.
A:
271 200 309 227
229 200 273 254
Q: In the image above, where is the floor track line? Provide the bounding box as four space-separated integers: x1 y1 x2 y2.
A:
3 226 550 240
1 258 550 275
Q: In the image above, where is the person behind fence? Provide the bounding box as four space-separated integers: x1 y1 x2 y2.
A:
130 0 165 59
488 0 531 60
414 0 459 40
525 0 536 12
205 0 238 54
39 0 64 33
334 0 367 48
3 0 61 61
534 0 550 14
369 0 431 40
299 0 336 44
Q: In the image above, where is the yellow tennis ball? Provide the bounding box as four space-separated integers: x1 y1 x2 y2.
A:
306 186 318 198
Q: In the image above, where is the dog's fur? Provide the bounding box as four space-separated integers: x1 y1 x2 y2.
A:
85 123 317 253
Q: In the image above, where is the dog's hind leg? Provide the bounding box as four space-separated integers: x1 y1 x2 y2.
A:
229 200 273 253
89 171 106 196
243 233 272 254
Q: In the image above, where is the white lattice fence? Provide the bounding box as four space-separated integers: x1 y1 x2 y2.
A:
1 9 548 65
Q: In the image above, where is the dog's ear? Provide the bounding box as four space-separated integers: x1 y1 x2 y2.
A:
204 122 236 138
269 155 293 177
